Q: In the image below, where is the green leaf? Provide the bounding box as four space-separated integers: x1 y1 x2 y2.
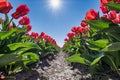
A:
115 53 120 67
106 2 120 11
85 20 109 30
12 22 17 28
103 56 120 76
15 47 39 55
88 39 109 51
0 54 22 66
22 52 39 66
90 54 104 75
0 28 18 40
109 32 120 41
91 54 104 66
103 42 120 52
90 64 98 76
65 54 91 65
107 26 120 33
7 42 41 51
106 26 120 41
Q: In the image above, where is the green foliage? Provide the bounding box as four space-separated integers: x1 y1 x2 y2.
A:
87 39 109 51
65 53 91 65
0 28 19 40
0 54 22 66
103 42 120 52
7 42 40 51
90 54 104 66
85 19 109 30
37 40 60 58
63 2 120 76
0 14 60 75
22 52 39 66
106 2 120 11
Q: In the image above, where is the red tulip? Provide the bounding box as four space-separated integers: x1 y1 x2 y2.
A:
108 10 116 20
26 33 30 36
43 34 52 42
112 18 120 24
100 0 112 5
30 32 38 39
0 1 13 14
34 32 58 46
43 34 57 45
71 27 77 33
38 32 45 39
11 12 20 19
112 13 120 24
16 4 29 16
71 26 82 34
0 0 6 2
76 27 81 33
81 21 88 27
78 27 88 33
12 4 30 19
117 0 120 3
101 14 108 19
8 25 13 30
19 16 30 25
100 5 109 14
67 33 75 39
64 38 69 42
26 24 32 32
85 9 98 20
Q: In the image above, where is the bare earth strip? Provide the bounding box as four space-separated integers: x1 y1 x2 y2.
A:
37 51 91 80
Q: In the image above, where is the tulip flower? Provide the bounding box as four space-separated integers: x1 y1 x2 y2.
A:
85 9 98 20
12 4 30 19
0 0 13 14
19 16 30 25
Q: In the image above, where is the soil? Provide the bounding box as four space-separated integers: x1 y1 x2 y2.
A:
12 51 120 80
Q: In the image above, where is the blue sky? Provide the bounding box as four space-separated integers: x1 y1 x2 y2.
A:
4 0 99 47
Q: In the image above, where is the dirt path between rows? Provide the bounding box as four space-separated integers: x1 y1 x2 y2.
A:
15 51 119 80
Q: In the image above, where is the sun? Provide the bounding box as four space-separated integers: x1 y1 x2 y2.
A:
48 0 61 10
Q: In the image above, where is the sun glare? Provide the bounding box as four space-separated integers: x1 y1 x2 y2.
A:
48 0 61 10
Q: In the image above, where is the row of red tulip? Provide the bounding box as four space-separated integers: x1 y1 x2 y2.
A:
0 0 58 47
64 0 120 43
26 32 58 46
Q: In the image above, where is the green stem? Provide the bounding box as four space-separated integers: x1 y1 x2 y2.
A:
105 32 112 42
107 55 120 76
6 17 14 31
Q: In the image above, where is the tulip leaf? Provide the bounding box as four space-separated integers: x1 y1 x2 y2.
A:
91 54 104 66
0 28 18 40
106 2 120 11
65 53 91 65
15 47 40 55
103 56 120 75
22 52 39 66
87 39 109 51
103 42 120 52
7 42 41 51
85 20 109 30
0 54 22 66
109 32 120 41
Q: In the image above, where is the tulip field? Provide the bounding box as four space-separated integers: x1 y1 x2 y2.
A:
0 0 120 79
